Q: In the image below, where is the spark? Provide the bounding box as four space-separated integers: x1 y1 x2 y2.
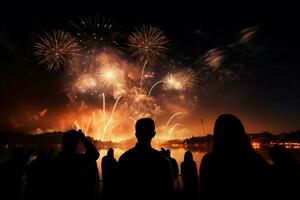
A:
69 14 119 48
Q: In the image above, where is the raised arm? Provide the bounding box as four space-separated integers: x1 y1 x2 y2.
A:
78 130 100 162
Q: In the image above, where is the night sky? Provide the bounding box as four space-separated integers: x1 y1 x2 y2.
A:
1 1 300 137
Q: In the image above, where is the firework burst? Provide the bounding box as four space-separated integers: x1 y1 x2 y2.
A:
96 63 123 88
128 25 169 63
163 68 198 91
164 74 184 90
128 25 168 89
180 68 199 89
34 30 81 71
32 19 201 141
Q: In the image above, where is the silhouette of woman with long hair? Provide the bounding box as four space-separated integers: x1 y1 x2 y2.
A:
181 151 198 200
199 114 270 198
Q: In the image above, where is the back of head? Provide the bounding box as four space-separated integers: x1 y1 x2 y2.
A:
135 118 156 145
213 114 253 155
107 148 114 157
63 130 80 153
184 151 193 162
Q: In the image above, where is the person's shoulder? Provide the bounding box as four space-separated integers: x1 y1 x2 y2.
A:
151 147 162 155
203 152 213 160
150 148 166 159
171 157 177 163
101 155 108 161
201 152 214 165
118 147 136 162
152 148 170 164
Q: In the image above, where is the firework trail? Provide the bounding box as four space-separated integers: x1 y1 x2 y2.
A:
148 80 165 96
140 60 148 89
102 95 123 140
165 112 185 134
167 123 183 138
102 93 106 136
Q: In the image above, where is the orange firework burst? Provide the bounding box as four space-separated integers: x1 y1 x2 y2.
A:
128 25 169 63
96 63 123 88
164 74 184 90
164 68 198 91
180 68 199 89
34 30 81 71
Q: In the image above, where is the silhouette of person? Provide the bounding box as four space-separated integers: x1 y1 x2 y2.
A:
165 149 179 180
269 145 300 197
101 148 118 199
181 151 198 200
199 114 271 199
118 118 174 199
0 146 33 200
48 130 99 200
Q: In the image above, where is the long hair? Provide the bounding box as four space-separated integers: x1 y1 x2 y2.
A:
212 114 254 155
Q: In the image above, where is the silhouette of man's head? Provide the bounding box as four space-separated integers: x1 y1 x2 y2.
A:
184 151 193 162
63 130 80 153
107 148 114 157
213 114 253 154
135 118 156 145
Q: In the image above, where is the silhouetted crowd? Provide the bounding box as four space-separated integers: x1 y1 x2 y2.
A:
0 114 299 200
